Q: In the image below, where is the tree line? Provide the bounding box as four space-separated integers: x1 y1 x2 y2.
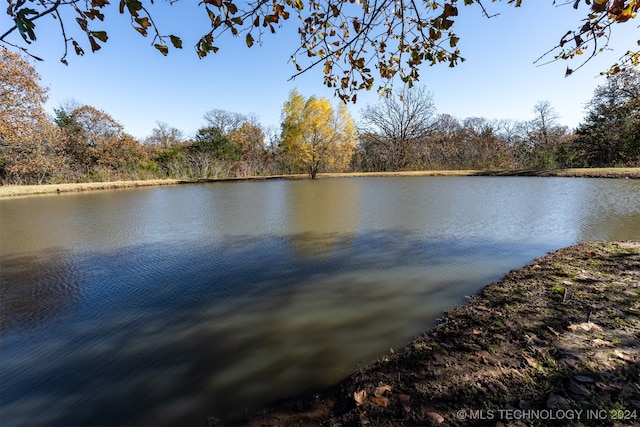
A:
1 48 639 185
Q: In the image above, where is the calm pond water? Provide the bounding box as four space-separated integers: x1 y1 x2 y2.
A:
1 177 639 426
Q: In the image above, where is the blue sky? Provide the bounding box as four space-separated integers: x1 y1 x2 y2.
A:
4 1 639 139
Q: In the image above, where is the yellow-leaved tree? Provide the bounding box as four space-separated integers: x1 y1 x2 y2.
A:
328 103 358 172
280 89 356 179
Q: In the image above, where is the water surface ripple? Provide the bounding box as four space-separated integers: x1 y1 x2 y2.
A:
1 177 639 425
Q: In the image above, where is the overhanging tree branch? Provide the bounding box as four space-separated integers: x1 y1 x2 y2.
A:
1 0 63 42
1 0 638 100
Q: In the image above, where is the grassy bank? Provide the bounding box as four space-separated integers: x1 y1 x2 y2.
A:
227 241 640 426
0 175 301 198
0 179 184 198
1 168 639 199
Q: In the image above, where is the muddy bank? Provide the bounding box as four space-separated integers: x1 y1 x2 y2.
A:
324 168 640 180
1 168 638 199
472 168 640 179
223 241 640 426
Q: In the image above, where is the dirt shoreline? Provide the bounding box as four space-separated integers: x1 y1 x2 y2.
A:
220 241 640 426
1 168 639 199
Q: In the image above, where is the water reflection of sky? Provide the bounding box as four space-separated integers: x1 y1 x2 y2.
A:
1 177 639 426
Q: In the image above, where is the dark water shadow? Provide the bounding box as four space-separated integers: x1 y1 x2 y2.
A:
1 231 556 426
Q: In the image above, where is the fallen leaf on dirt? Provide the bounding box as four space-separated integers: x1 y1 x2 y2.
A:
525 333 544 344
472 329 482 335
596 378 616 390
354 389 367 406
479 352 501 366
522 354 539 368
399 394 411 412
374 383 392 396
567 322 602 332
494 381 510 393
426 412 445 423
612 350 634 362
369 395 389 407
547 393 572 410
509 368 526 379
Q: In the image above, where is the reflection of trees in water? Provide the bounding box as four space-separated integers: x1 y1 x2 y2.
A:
287 180 361 259
0 248 85 335
286 231 355 260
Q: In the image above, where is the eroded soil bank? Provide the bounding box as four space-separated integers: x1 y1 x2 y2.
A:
221 241 640 426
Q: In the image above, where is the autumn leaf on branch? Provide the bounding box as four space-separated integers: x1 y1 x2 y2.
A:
154 44 169 56
536 0 640 75
1 0 638 98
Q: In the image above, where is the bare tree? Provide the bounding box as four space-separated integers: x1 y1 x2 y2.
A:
144 121 185 148
530 101 560 148
524 101 571 168
358 86 436 171
203 109 248 135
